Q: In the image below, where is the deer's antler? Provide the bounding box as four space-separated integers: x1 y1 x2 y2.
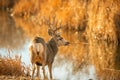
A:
43 15 62 36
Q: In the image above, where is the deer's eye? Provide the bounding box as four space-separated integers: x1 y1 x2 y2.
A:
58 37 63 40
60 37 63 40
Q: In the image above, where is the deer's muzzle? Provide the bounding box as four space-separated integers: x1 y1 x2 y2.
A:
65 42 70 46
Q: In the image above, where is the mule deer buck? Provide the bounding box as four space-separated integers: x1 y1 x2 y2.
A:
29 16 69 80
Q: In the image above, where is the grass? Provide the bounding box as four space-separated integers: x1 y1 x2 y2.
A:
0 52 30 77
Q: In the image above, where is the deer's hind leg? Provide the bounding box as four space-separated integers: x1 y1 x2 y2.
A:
36 65 40 79
42 63 46 80
32 63 36 79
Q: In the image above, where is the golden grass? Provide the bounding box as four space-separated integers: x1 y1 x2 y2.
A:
0 53 30 77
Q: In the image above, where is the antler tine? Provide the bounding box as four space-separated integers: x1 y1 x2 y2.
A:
42 16 46 25
47 16 51 28
43 16 52 29
54 21 62 32
52 15 56 25
41 16 44 25
43 16 47 25
52 15 57 30
55 19 58 30
59 20 62 28
44 15 62 36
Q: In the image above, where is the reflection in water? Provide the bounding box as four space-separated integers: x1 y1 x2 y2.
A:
0 11 25 49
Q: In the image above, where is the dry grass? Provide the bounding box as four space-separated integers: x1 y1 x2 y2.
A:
0 53 30 77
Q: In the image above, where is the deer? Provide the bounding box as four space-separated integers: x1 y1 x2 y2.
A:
29 16 70 80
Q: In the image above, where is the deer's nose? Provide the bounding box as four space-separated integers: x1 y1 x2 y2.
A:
65 42 70 46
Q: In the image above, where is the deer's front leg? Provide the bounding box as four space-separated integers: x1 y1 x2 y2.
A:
42 63 46 80
48 63 53 80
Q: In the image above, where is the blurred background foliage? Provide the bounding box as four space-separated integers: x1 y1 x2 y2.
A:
0 0 120 79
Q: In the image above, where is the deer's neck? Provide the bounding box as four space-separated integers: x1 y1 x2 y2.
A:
47 38 58 54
